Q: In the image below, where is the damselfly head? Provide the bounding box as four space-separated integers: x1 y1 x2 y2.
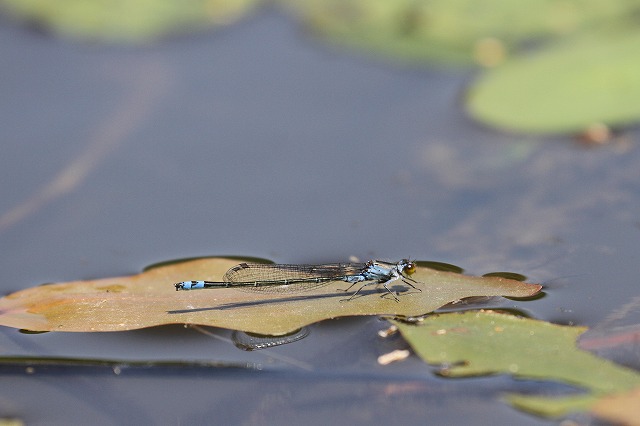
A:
400 259 416 276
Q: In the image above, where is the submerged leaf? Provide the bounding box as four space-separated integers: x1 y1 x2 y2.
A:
0 257 541 335
467 30 640 133
0 0 260 43
394 310 640 417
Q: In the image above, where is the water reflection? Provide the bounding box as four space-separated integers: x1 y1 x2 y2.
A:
231 327 310 351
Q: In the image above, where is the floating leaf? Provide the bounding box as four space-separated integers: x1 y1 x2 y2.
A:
0 419 23 426
283 0 638 65
0 257 541 335
394 310 640 417
591 387 640 426
467 30 640 133
0 0 260 43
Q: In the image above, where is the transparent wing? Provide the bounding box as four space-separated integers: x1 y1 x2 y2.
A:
223 262 367 293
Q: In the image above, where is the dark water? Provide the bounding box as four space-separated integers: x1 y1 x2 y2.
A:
1 9 638 425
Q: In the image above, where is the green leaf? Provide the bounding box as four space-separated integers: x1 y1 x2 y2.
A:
282 0 639 65
505 394 600 418
394 310 640 417
467 30 640 133
0 257 541 335
0 0 260 43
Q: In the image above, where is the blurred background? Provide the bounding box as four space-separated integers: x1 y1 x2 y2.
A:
1 1 639 424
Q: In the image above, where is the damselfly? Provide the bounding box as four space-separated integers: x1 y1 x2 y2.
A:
174 259 421 302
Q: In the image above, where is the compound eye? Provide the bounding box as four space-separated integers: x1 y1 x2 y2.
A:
403 262 416 276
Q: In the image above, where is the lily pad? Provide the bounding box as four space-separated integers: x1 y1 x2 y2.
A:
467 30 640 133
394 310 640 418
283 0 638 65
0 257 541 335
0 0 260 43
591 387 640 425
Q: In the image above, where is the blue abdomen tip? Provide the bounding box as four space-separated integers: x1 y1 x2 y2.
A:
180 280 205 290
